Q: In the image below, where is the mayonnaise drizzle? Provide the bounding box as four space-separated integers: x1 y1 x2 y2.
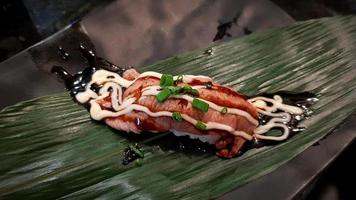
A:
76 69 304 142
248 95 304 141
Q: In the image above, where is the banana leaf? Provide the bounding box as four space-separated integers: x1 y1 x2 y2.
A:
1 16 356 199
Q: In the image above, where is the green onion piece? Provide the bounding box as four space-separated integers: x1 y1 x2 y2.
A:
160 74 174 87
182 86 199 96
195 121 207 130
182 85 192 91
221 107 228 114
135 159 142 166
175 75 184 82
156 87 171 102
192 98 209 112
169 86 183 95
189 89 199 96
172 112 183 122
129 144 144 158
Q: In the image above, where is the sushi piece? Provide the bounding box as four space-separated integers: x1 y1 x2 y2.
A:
52 46 308 158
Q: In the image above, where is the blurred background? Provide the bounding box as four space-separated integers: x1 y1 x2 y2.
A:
2 0 356 62
0 0 355 199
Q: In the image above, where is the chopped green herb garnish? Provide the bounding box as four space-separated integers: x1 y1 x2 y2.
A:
167 85 199 96
172 112 183 122
122 144 144 165
221 107 228 114
182 85 192 91
195 121 207 130
182 86 199 96
187 89 199 96
156 87 171 102
192 98 209 112
160 74 174 87
135 159 142 166
175 75 184 82
169 86 183 95
129 144 144 158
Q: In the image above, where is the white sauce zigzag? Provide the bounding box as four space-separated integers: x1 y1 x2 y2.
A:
248 95 304 141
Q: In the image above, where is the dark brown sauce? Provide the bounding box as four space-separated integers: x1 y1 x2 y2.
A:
57 45 70 60
106 115 135 124
187 78 256 118
204 81 213 89
125 76 160 99
191 79 246 98
189 79 247 99
177 99 189 107
136 118 159 131
132 85 143 100
202 92 257 117
52 44 127 98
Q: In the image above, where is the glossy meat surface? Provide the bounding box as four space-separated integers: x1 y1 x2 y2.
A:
99 69 258 157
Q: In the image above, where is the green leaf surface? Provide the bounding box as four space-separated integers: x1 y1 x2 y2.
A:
1 16 356 199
